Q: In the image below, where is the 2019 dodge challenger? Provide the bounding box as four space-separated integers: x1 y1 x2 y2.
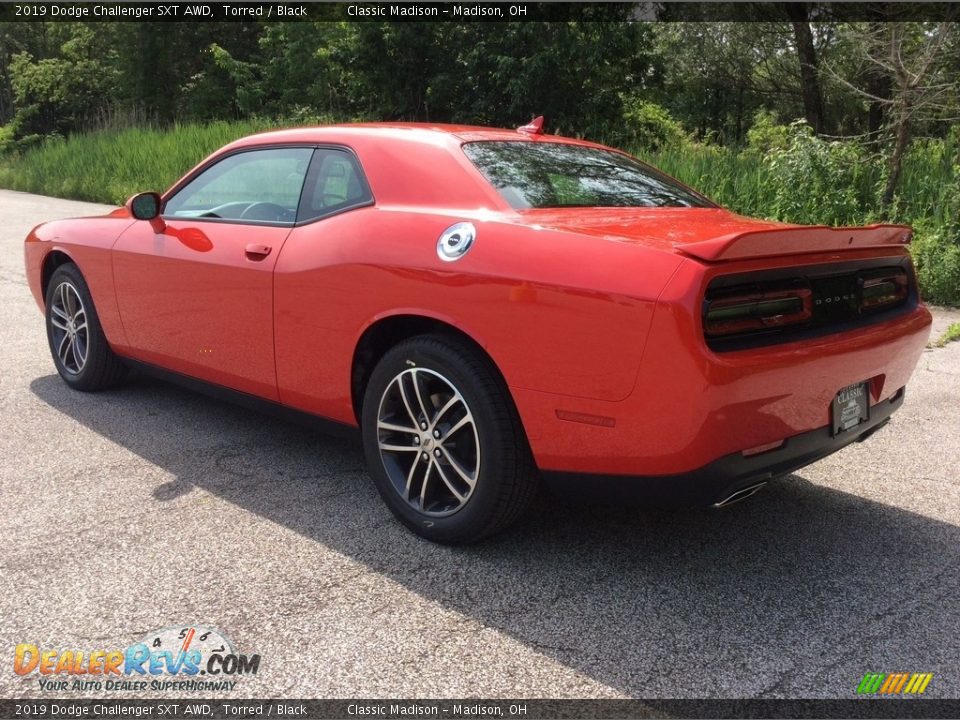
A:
24 119 932 543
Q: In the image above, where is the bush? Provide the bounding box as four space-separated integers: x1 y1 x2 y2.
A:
0 125 13 155
762 121 872 226
619 98 689 152
8 44 118 139
745 110 790 154
911 223 960 307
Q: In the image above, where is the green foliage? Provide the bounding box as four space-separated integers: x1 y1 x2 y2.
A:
0 124 13 154
341 19 655 136
0 18 655 142
206 43 261 116
8 23 119 138
762 121 870 225
745 110 790 154
911 222 960 307
618 98 689 152
253 23 356 118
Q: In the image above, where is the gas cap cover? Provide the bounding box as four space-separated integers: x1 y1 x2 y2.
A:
437 222 476 262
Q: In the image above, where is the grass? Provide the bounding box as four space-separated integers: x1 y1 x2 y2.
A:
932 321 960 348
1 119 958 304
0 120 274 204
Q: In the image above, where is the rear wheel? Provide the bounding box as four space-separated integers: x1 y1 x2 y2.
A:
45 263 127 391
361 335 537 544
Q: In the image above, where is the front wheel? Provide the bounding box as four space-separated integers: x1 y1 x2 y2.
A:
45 263 127 391
361 335 537 544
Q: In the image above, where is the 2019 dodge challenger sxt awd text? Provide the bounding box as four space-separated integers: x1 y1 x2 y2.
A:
25 118 932 543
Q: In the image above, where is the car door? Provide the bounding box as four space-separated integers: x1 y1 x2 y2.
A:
112 146 315 400
271 146 377 420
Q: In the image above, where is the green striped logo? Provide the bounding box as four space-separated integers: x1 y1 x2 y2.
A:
857 673 933 695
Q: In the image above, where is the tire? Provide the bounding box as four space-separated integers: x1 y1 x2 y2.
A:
45 263 127 391
361 334 538 544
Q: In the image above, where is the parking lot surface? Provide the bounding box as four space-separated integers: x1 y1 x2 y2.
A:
1 189 958 700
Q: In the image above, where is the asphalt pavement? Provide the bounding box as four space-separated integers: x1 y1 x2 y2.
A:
1 188 958 700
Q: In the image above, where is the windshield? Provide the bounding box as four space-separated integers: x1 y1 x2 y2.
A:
462 141 714 210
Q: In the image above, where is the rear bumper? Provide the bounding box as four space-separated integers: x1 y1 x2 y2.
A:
543 386 904 507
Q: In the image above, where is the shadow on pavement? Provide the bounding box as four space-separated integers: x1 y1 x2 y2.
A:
31 374 960 698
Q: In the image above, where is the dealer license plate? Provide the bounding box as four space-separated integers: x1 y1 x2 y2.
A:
832 381 869 436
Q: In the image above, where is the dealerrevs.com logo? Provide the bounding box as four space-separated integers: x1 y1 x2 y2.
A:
14 625 260 692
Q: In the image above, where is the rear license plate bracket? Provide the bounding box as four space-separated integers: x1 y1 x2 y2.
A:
832 381 870 436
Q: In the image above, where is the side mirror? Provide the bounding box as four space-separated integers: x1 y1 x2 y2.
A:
127 192 161 220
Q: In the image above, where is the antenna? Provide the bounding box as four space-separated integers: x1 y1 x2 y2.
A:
517 116 545 135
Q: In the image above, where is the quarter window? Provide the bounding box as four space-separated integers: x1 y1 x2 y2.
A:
297 148 373 223
164 147 314 225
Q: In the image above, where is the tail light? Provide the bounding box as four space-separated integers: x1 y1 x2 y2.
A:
704 261 914 350
704 286 812 337
859 269 908 312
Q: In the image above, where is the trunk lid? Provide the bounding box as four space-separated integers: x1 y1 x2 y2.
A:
516 207 911 261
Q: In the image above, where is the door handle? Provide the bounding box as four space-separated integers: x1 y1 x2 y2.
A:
245 243 272 259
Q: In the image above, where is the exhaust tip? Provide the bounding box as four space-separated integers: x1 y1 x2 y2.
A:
712 481 768 509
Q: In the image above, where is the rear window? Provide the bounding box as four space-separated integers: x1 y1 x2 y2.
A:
462 141 713 210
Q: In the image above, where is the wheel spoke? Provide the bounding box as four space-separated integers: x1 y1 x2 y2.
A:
410 371 432 425
444 412 473 439
51 303 69 321
71 336 84 369
64 284 77 316
404 456 421 500
59 283 69 316
433 460 467 502
50 316 69 331
379 442 421 453
431 394 460 427
396 375 420 427
439 446 477 489
58 334 73 365
377 420 419 435
419 460 434 510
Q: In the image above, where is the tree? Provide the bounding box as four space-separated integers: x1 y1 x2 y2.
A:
785 3 825 134
7 23 119 138
824 19 960 211
652 22 804 143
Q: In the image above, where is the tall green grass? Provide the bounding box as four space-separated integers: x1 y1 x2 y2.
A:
0 120 274 204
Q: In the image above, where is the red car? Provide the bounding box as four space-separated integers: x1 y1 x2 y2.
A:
24 120 932 543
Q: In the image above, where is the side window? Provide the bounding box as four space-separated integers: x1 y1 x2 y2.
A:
297 148 373 223
164 147 314 225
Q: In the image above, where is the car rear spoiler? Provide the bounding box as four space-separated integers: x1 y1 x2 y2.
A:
676 224 913 262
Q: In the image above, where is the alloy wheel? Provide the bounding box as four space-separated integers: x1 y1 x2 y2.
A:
49 281 89 374
376 367 480 517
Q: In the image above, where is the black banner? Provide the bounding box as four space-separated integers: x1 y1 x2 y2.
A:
5 699 960 719
0 2 957 23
